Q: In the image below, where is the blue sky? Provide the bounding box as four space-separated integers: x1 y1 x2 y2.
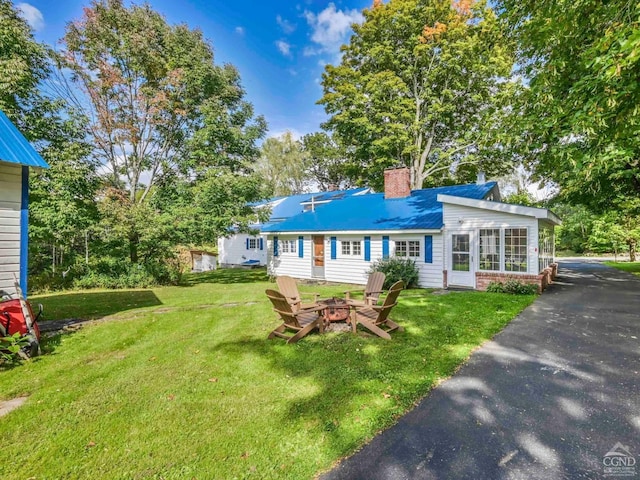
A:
15 0 371 139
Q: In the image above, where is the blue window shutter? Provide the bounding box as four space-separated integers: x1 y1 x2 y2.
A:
259 238 264 250
298 236 304 258
274 236 279 257
330 237 337 260
382 236 389 259
246 238 250 250
425 235 433 263
364 236 371 261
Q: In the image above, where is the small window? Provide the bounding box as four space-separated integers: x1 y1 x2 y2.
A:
341 240 362 257
505 228 527 272
281 239 297 254
247 238 258 249
395 240 420 258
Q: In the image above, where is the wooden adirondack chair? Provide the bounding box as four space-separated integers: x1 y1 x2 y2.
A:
275 276 320 312
266 289 326 343
351 280 404 340
345 272 386 307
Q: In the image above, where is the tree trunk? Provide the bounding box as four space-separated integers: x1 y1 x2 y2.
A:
129 232 140 264
629 240 637 262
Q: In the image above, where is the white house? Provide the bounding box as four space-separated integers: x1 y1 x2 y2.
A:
0 110 50 296
217 188 370 267
262 167 561 291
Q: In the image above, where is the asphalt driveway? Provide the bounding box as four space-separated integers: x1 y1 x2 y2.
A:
321 261 640 480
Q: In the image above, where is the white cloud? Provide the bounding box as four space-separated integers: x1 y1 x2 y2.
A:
16 3 44 32
303 46 321 57
304 3 363 57
275 40 292 57
276 15 296 34
235 26 245 36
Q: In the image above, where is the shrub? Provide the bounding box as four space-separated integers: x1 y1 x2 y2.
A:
0 332 29 364
368 257 419 289
486 281 506 293
72 268 156 289
486 280 538 295
68 253 183 290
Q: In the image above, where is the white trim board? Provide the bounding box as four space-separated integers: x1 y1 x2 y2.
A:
437 194 562 226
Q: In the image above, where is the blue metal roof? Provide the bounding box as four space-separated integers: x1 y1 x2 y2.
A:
261 182 497 232
0 110 49 168
263 188 369 221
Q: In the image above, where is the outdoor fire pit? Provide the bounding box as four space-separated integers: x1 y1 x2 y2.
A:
319 297 350 322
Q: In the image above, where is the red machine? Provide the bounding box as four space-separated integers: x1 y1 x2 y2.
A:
0 287 42 357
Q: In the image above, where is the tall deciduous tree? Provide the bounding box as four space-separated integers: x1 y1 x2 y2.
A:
256 131 307 196
302 132 352 190
497 0 640 212
61 0 266 202
0 0 67 144
0 0 48 124
60 0 267 263
320 0 514 190
1 0 100 280
29 113 99 272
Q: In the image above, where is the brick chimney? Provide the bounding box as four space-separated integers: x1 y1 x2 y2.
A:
384 167 411 198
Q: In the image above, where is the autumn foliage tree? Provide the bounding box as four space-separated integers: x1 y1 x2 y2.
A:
320 0 514 190
60 0 266 265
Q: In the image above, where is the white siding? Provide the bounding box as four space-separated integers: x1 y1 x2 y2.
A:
217 233 267 266
324 235 375 285
0 162 22 295
442 203 540 276
267 235 312 279
267 233 443 288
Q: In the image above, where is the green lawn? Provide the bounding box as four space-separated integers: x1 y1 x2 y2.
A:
0 269 534 479
604 261 640 276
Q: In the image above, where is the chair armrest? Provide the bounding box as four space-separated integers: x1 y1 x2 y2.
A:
297 304 326 314
300 293 320 302
344 289 364 300
354 302 396 313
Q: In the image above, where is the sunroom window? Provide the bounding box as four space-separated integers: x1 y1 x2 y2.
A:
479 229 500 271
505 228 528 272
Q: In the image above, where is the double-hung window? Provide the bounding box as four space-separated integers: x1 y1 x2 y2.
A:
341 240 362 256
395 240 420 258
281 239 297 254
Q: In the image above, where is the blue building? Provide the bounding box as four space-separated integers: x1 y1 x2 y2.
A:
0 110 49 295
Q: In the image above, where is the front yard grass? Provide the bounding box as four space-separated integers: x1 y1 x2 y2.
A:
604 261 640 277
0 269 534 479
